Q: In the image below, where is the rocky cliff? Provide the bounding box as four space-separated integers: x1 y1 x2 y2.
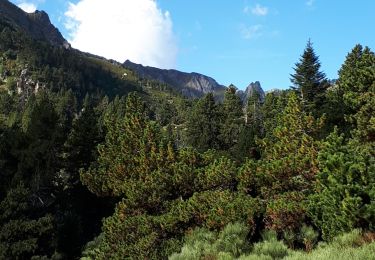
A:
123 60 226 99
0 0 69 47
237 81 266 103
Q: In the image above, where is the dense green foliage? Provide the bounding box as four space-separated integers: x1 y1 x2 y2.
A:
0 14 374 260
78 93 260 258
0 183 55 259
171 223 375 260
308 130 375 240
219 85 244 151
186 92 221 151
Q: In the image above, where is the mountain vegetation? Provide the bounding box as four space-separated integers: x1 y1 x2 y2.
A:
0 1 374 259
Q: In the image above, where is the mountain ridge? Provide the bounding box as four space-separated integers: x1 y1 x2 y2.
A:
1 0 265 101
0 0 69 47
123 60 227 99
123 60 266 101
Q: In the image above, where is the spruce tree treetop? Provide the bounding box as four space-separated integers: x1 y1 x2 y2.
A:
338 44 375 142
290 40 327 109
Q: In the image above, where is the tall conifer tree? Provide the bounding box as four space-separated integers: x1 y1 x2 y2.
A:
290 40 327 111
186 93 220 151
219 85 244 150
338 44 375 142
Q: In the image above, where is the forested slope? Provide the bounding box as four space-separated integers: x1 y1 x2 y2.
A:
0 4 374 260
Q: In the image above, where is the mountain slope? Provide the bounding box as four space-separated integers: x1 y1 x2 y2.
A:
0 0 141 100
0 0 265 103
0 0 68 47
123 60 227 99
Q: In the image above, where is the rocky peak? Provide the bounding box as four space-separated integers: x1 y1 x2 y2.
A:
0 0 69 47
30 10 48 20
237 81 265 103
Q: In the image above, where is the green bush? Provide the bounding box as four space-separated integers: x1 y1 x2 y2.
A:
308 130 375 241
299 225 319 251
169 222 251 260
169 224 375 260
285 230 375 260
331 229 363 248
282 229 296 249
80 234 104 260
169 228 215 260
285 236 375 260
252 239 289 259
238 254 273 260
261 229 278 242
214 222 250 257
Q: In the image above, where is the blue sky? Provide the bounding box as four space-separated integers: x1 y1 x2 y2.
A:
10 0 375 91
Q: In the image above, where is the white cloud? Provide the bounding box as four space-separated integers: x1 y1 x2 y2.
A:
240 24 263 40
17 2 37 13
252 4 268 16
244 4 268 16
306 0 315 6
64 0 177 69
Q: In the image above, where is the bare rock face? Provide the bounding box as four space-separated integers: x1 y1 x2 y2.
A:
237 81 265 103
0 0 69 47
123 60 226 99
16 68 45 97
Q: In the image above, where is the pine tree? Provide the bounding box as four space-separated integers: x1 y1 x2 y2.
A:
0 93 19 196
262 91 289 140
308 129 375 240
219 85 244 150
338 44 375 142
246 88 263 129
17 91 60 190
290 40 327 111
186 93 220 151
239 92 324 232
80 92 154 197
308 45 375 240
234 88 264 160
64 95 101 177
259 92 323 195
0 183 56 259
